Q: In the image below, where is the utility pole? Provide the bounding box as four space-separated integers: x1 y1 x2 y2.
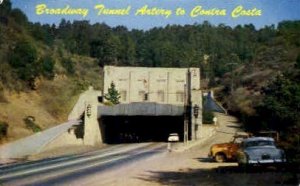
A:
184 84 188 144
184 69 192 144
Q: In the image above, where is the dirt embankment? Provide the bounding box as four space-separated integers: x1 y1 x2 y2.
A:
0 91 59 144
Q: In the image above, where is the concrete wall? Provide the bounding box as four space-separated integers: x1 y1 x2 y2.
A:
68 86 103 146
42 128 84 151
68 87 102 120
104 66 200 105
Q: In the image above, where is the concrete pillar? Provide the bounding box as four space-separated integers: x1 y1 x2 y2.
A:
83 87 103 146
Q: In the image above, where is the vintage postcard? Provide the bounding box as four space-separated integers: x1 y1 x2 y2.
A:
0 0 299 185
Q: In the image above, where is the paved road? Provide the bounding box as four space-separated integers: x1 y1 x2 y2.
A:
0 143 167 186
0 114 243 186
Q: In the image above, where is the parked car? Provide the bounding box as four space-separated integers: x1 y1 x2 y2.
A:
256 131 280 142
209 132 251 162
237 137 286 167
168 133 179 142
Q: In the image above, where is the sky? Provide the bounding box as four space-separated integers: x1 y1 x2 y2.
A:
10 0 300 30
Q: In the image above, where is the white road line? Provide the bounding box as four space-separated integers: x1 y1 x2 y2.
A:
12 154 130 186
0 143 155 180
0 144 124 171
6 144 165 185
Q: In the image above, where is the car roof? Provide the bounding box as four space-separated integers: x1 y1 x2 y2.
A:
243 137 274 142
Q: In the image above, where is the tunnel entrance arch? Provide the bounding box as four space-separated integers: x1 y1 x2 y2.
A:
100 116 184 144
98 103 188 144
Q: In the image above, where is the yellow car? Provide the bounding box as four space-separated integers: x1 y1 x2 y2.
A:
209 133 251 162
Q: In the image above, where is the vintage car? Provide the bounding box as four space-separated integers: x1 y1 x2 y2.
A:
209 132 251 162
237 137 286 167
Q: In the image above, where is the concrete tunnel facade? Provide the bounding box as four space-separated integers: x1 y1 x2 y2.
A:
81 66 203 145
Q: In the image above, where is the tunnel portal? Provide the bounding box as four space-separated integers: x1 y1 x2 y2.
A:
100 116 184 144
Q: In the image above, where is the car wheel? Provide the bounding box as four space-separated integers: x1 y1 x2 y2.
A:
215 153 226 163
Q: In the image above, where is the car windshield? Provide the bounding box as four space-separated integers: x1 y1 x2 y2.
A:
244 140 274 148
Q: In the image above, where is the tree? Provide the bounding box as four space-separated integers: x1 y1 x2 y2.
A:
104 82 120 105
10 8 28 25
255 74 300 131
9 40 38 83
0 0 12 17
40 55 55 79
61 58 75 75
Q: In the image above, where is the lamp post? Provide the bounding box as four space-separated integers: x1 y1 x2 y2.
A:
86 104 92 118
193 104 199 139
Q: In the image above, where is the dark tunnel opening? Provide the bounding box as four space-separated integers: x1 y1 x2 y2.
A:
100 116 184 144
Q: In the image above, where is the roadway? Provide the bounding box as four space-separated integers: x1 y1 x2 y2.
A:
0 113 242 186
0 142 167 185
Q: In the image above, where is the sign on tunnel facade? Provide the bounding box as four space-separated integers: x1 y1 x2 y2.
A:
104 66 200 105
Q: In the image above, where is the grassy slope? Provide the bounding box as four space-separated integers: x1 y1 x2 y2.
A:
0 57 102 144
0 19 102 143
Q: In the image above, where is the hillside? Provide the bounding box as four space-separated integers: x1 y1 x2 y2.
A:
0 1 102 143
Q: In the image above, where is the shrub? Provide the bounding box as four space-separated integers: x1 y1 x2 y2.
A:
203 110 214 124
0 121 8 139
23 116 41 133
40 55 55 79
0 84 8 103
61 58 75 75
0 90 7 103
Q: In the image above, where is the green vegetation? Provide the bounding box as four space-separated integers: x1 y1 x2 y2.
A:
254 74 300 131
202 96 214 124
9 40 38 86
23 116 41 133
39 55 55 79
202 111 214 124
38 79 89 119
0 121 8 139
1 0 298 93
104 82 120 105
61 58 75 75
